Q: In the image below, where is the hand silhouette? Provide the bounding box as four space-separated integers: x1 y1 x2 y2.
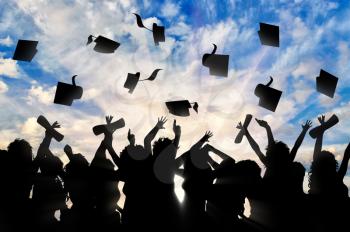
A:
318 115 326 125
255 118 269 128
345 142 350 156
173 120 181 136
156 116 167 129
236 122 246 133
51 121 61 129
302 120 312 131
128 129 135 146
202 131 213 142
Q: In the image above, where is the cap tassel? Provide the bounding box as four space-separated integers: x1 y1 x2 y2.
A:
133 13 153 32
71 75 77 86
191 102 199 113
266 76 273 87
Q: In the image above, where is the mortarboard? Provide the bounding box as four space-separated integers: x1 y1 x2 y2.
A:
202 44 229 77
37 115 64 142
316 69 338 98
309 114 339 138
86 35 120 53
12 39 38 62
92 118 125 136
124 69 162 94
166 100 199 117
134 13 165 46
235 114 252 143
254 76 282 112
54 75 83 106
258 23 279 47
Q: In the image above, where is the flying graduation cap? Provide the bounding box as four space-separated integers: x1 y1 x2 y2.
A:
166 100 199 117
86 35 120 53
316 69 338 98
254 76 282 112
258 23 279 47
133 13 165 46
202 44 229 77
13 39 38 62
54 75 83 106
124 69 162 94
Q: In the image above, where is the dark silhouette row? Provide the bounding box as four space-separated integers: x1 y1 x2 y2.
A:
0 114 349 232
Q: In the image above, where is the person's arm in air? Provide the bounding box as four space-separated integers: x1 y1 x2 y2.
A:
338 142 350 180
313 115 326 160
190 131 213 152
144 116 167 155
290 120 312 161
255 119 274 148
237 122 267 165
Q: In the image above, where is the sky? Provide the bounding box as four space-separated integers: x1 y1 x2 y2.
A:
0 0 350 194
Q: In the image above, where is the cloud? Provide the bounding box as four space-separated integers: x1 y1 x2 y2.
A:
161 1 180 18
27 85 55 105
0 57 19 78
0 35 13 46
0 80 8 93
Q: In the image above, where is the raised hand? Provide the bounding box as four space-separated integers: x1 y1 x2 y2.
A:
318 115 326 125
236 122 246 133
156 116 167 129
202 131 213 142
106 115 113 125
173 120 181 136
302 120 312 131
255 118 269 128
51 121 61 129
128 129 135 146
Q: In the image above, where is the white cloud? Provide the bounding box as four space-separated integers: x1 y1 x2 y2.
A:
0 35 14 46
27 85 55 105
0 80 8 93
161 1 180 18
0 58 19 78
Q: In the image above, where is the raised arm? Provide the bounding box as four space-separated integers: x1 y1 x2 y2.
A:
206 144 233 161
338 142 350 180
172 120 181 149
144 116 167 155
255 118 274 148
237 122 267 165
290 120 312 161
190 131 213 152
313 115 326 160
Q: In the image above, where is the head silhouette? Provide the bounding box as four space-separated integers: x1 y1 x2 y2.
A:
152 137 172 158
265 141 290 166
7 139 33 167
309 150 338 195
40 154 64 176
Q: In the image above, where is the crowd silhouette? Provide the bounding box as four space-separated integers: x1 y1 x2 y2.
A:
0 114 349 232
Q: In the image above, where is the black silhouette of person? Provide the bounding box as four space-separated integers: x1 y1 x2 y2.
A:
60 145 93 232
147 118 184 230
89 116 122 231
237 118 312 231
31 121 67 232
179 131 222 231
307 115 350 232
0 139 36 231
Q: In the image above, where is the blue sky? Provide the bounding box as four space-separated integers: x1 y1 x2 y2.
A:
0 0 350 191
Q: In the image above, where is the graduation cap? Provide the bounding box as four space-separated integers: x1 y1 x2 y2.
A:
12 39 38 62
165 100 199 117
254 76 282 112
316 69 338 98
258 23 279 47
134 13 165 46
124 69 162 94
92 118 125 136
54 75 83 106
235 114 252 144
309 114 339 138
37 115 64 142
86 35 120 53
202 44 229 77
